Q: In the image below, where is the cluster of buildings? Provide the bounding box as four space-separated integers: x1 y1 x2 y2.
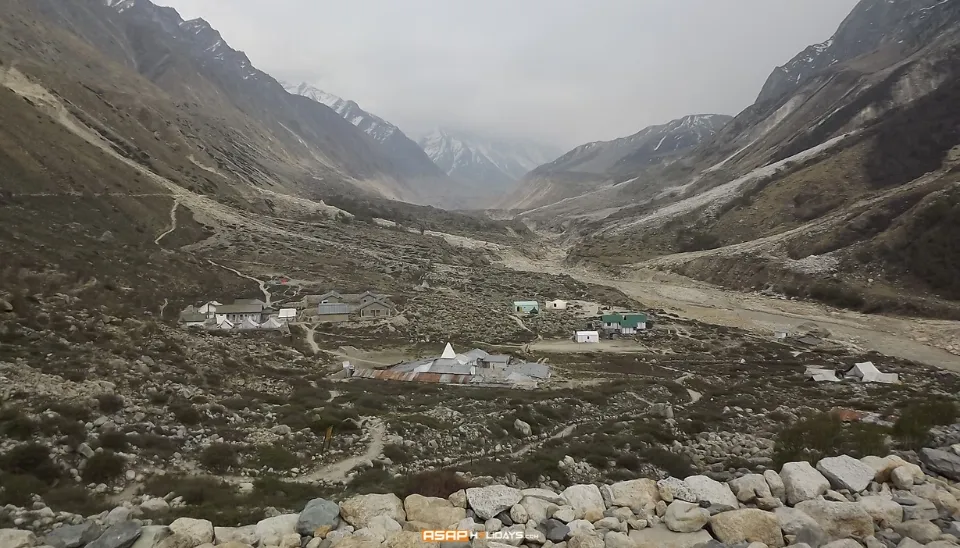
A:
295 291 398 324
510 299 570 314
178 290 398 332
349 343 551 388
575 312 649 343
178 299 296 331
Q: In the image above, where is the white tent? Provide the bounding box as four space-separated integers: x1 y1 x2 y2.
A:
575 331 600 343
547 300 568 310
261 317 284 330
278 308 297 322
240 317 261 330
804 367 840 382
846 362 899 384
214 317 234 330
440 343 456 359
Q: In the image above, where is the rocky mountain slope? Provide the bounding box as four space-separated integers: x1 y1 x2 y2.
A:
552 0 960 319
418 128 563 204
502 114 732 210
3 0 477 208
282 83 469 208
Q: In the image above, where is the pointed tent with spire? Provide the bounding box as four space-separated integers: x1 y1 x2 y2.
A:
440 342 456 359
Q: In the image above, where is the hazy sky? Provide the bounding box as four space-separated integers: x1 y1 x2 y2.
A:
157 0 859 148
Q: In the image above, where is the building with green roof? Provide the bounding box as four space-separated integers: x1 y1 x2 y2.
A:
600 313 648 333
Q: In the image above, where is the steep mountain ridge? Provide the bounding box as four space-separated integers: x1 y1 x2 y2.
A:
757 0 955 104
556 0 960 318
417 128 563 204
282 82 467 208
503 114 731 210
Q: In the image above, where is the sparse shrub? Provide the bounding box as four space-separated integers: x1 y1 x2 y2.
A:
403 469 473 498
382 444 412 464
82 451 126 484
96 393 124 413
199 443 237 473
892 400 958 450
172 404 202 425
99 431 129 451
0 473 48 506
773 412 890 466
643 447 696 478
39 416 86 444
252 445 299 470
0 443 61 484
42 485 110 516
149 392 171 405
0 413 38 440
615 453 642 471
131 433 180 459
349 464 398 495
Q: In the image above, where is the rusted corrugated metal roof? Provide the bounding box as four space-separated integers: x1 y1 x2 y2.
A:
351 368 475 384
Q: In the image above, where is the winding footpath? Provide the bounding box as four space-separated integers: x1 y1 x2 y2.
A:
154 198 180 246
206 259 271 307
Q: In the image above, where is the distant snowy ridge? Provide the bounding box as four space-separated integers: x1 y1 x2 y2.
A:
282 82 398 143
418 128 563 192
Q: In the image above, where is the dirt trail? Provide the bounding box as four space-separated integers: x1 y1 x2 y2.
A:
299 419 385 484
154 198 180 246
207 260 271 307
302 323 320 355
500 247 960 373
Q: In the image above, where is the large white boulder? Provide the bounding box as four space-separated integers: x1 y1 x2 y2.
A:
683 476 738 510
708 509 784 548
169 518 214 546
214 526 259 546
466 486 523 520
781 462 830 505
519 496 558 524
794 500 874 541
663 501 709 533
816 455 876 493
763 470 786 503
657 478 699 503
628 525 713 548
858 496 903 528
255 514 299 547
561 484 606 521
340 494 405 528
729 474 773 503
404 494 466 529
602 479 660 514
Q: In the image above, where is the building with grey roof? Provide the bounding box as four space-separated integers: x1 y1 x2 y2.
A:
354 343 550 389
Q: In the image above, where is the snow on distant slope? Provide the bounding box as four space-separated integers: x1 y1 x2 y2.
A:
282 82 397 143
417 128 563 191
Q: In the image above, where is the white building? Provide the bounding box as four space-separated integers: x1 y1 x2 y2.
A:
547 300 568 310
575 331 600 343
278 308 298 323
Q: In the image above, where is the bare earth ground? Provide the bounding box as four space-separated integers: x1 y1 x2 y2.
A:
498 241 960 373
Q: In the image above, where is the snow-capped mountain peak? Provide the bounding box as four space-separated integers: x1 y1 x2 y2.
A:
417 128 563 191
282 82 397 143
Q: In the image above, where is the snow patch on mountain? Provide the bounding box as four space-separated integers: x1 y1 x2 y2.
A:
418 128 563 189
282 82 398 143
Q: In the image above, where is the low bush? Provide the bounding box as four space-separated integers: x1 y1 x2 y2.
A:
892 400 958 450
171 404 202 425
382 444 412 464
130 433 180 459
252 445 299 470
99 431 129 451
0 414 38 440
82 451 126 484
403 469 473 498
0 443 61 484
773 412 890 466
96 393 125 414
0 473 48 506
199 443 237 473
